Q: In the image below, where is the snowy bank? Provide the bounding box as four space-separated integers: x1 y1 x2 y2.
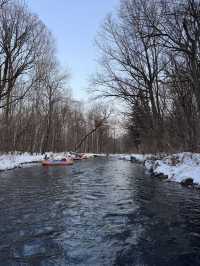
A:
0 153 44 171
117 152 200 186
117 154 154 163
145 153 200 186
0 152 104 171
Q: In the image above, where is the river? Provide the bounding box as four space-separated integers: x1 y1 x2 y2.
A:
0 158 200 265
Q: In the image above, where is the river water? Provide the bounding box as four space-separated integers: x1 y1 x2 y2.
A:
0 158 200 265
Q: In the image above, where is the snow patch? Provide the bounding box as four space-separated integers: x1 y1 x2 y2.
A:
0 152 105 171
149 153 200 185
0 153 43 171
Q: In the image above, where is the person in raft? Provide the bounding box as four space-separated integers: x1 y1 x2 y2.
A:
44 154 48 160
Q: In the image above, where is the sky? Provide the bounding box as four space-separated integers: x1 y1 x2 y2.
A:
27 0 119 100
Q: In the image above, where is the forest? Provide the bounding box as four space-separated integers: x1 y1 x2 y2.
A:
0 0 122 154
94 0 200 153
0 0 200 154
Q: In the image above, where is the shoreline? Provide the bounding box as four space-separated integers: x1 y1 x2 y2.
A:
0 153 44 171
0 152 103 172
125 153 200 188
1 152 200 190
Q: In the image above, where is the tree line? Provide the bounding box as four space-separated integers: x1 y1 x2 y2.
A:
94 0 200 153
0 0 124 154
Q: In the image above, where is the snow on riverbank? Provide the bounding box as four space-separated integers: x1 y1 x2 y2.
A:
0 153 44 171
0 152 101 171
119 152 200 186
116 154 152 162
146 153 200 185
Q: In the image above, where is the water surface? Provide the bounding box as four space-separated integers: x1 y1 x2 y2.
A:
0 158 200 265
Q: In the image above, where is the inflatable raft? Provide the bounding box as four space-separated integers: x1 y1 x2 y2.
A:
42 159 74 166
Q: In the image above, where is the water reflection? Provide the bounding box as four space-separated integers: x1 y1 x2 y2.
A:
0 159 200 265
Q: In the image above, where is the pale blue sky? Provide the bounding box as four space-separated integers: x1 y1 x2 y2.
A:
27 0 119 100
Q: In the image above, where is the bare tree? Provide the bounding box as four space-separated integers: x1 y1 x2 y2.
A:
92 0 167 152
41 57 68 154
0 2 50 112
146 0 200 113
0 1 54 151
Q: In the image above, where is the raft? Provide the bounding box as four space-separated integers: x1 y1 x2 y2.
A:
42 159 74 166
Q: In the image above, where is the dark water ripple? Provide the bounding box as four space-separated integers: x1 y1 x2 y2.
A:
0 158 200 265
